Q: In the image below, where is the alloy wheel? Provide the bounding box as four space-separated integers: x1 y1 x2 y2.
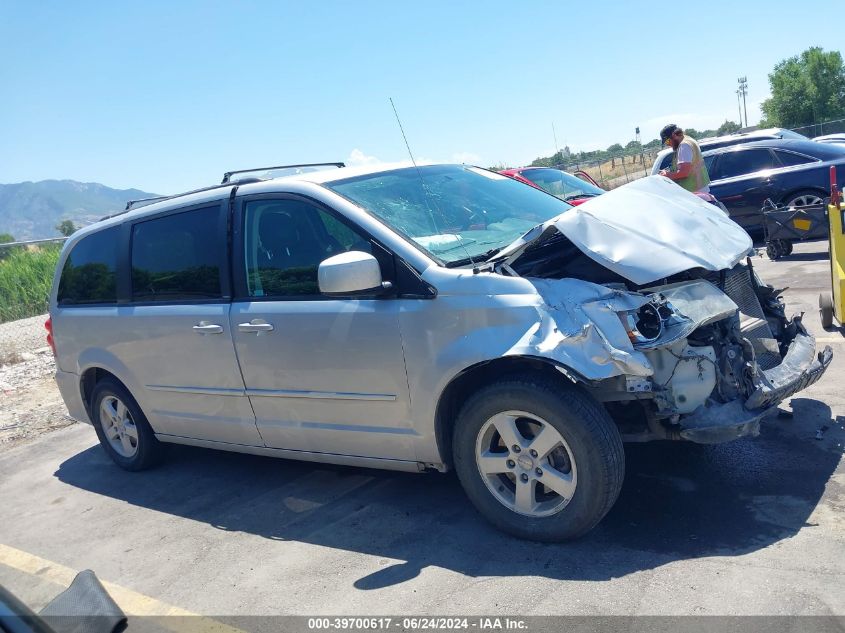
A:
788 194 823 207
99 395 139 458
475 410 577 517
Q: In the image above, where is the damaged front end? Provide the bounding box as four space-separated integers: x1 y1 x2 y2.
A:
494 176 832 444
524 260 833 444
631 260 831 443
492 177 833 444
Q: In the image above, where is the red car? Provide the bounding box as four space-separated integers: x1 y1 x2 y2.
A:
501 166 730 216
499 167 604 205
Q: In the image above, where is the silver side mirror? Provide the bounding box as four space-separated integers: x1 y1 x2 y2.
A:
318 251 388 296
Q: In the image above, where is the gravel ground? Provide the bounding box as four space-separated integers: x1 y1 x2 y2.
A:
0 314 52 361
0 313 74 448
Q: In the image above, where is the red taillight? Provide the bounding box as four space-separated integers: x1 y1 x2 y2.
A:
45 317 56 357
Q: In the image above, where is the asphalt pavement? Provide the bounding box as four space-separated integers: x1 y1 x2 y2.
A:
0 241 842 620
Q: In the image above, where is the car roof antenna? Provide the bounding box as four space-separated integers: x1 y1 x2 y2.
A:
389 97 473 264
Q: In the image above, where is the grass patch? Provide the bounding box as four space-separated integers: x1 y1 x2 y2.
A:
0 245 61 323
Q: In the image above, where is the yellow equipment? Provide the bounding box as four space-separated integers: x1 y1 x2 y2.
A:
820 166 845 328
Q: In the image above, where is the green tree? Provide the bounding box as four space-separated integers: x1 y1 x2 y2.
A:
761 47 845 128
606 143 624 155
56 219 77 237
684 128 701 139
717 120 741 136
0 233 14 244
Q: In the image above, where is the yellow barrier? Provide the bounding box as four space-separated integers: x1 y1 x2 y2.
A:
821 200 845 328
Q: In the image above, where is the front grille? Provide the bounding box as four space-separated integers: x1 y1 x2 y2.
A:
722 264 781 370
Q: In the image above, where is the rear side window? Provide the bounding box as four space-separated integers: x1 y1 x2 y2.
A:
711 149 777 180
131 206 222 302
57 227 119 305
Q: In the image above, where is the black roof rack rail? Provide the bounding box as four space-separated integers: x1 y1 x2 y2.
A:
124 196 168 211
122 180 258 212
221 162 345 184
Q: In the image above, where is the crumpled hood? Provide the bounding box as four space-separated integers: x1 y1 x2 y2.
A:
498 175 753 285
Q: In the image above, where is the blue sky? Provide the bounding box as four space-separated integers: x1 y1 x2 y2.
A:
1 0 841 194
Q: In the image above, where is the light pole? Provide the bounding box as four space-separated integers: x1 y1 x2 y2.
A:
737 76 748 127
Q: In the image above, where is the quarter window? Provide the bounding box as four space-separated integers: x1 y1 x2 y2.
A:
243 199 373 297
131 206 222 302
57 226 120 305
775 151 817 167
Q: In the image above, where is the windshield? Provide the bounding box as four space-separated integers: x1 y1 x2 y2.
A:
519 168 605 200
325 165 572 265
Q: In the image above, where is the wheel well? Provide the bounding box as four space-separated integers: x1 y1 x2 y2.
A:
780 187 826 205
434 357 577 469
80 367 123 418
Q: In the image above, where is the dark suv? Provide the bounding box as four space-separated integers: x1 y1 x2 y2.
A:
650 128 807 174
701 139 845 232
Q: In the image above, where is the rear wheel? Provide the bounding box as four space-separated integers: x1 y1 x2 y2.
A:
784 190 824 208
91 379 162 471
820 292 835 329
452 374 624 541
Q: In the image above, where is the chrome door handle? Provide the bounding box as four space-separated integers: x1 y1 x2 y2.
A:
193 322 224 335
238 321 275 333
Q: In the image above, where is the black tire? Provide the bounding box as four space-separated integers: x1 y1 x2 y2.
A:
784 189 825 208
784 241 794 256
91 378 162 471
766 243 780 260
820 292 834 329
452 374 624 542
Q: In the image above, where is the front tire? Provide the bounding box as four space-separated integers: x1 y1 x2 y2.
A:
452 374 624 541
91 379 162 471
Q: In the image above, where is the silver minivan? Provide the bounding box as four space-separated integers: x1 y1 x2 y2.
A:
49 164 831 541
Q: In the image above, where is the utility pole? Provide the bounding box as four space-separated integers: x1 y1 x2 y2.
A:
736 89 743 127
552 123 560 157
737 76 748 127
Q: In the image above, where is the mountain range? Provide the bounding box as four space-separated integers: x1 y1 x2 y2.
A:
0 180 159 241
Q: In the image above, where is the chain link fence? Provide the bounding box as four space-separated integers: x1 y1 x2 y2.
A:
543 147 663 190
790 117 845 138
0 300 49 325
550 116 845 191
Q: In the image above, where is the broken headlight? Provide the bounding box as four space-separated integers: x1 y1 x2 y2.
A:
620 297 677 345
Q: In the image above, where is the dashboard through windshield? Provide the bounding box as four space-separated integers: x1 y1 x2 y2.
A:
325 165 572 265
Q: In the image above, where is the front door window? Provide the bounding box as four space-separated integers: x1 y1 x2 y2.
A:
243 199 373 298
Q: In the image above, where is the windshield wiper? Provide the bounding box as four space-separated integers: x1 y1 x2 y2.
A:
445 247 503 268
563 192 599 201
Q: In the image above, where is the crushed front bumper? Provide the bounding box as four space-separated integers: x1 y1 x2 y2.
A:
678 319 832 444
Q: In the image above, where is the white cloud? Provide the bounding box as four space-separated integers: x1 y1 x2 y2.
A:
347 149 382 166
